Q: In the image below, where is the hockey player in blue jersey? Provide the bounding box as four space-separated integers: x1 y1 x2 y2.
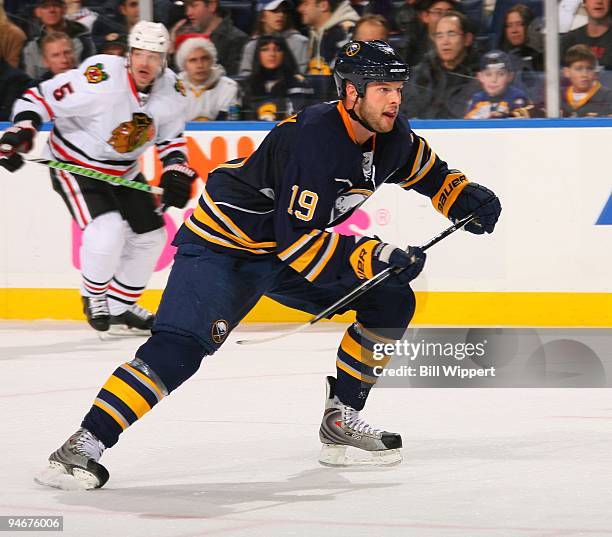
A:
35 40 501 489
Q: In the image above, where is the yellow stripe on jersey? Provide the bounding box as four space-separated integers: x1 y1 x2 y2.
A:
210 156 250 173
431 172 469 217
201 189 263 244
276 114 297 127
185 218 271 254
400 145 437 189
304 233 340 282
349 239 378 280
278 230 323 261
340 330 391 369
102 375 152 419
193 204 276 249
289 233 328 273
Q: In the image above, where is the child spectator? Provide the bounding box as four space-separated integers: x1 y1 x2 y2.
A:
239 0 308 76
242 34 314 120
562 43 612 116
177 37 240 120
465 50 532 118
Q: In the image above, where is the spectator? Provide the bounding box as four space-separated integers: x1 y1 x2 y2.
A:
176 37 240 120
561 0 612 69
0 58 31 120
352 13 389 40
37 31 76 82
65 0 98 31
400 0 456 67
465 49 532 118
92 0 139 52
561 43 612 115
22 0 94 80
239 0 308 76
298 0 359 75
172 0 249 76
394 0 420 38
99 32 128 56
0 0 27 68
559 0 587 33
242 34 314 120
402 10 480 118
499 4 543 71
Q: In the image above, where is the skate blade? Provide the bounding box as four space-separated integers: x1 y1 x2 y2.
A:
34 461 100 491
318 445 402 467
102 325 151 338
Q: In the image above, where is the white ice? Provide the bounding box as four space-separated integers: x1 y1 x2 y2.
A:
1 321 611 537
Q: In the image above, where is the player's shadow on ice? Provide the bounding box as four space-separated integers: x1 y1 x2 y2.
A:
54 467 401 519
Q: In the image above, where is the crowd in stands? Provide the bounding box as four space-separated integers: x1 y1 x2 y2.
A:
2 0 612 121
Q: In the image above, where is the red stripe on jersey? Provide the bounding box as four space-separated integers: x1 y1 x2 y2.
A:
25 89 54 119
50 137 131 176
59 170 89 226
127 69 140 103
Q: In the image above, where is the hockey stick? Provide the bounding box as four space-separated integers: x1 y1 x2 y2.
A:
236 212 477 346
25 157 165 195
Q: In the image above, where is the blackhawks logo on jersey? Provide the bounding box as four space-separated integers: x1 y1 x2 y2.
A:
174 79 186 96
84 63 109 84
108 113 155 154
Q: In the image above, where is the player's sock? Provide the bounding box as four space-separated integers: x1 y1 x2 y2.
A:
334 322 392 410
107 277 145 315
80 358 168 448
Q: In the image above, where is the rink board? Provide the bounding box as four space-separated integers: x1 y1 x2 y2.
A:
0 119 610 326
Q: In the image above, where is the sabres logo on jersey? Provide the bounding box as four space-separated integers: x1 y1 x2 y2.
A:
174 79 186 96
108 113 155 153
84 63 109 84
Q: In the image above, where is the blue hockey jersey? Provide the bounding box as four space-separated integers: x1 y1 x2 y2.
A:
175 101 469 285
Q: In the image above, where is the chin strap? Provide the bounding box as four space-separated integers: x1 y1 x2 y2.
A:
344 99 382 135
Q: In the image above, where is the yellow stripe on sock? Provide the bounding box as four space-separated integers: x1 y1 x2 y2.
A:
102 375 152 419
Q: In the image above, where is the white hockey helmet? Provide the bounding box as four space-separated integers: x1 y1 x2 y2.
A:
129 21 170 54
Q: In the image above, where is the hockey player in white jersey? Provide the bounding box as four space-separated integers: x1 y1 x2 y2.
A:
0 21 198 333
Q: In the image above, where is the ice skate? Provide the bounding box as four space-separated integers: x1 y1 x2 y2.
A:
108 304 155 336
318 376 402 466
34 428 109 490
82 296 110 332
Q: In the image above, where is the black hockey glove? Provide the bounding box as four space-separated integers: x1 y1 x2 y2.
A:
373 243 426 287
448 183 501 235
0 123 36 173
159 164 198 208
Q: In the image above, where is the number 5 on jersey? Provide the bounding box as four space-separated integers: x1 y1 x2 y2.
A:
287 185 319 221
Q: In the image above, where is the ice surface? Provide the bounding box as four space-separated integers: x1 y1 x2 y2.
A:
1 321 611 537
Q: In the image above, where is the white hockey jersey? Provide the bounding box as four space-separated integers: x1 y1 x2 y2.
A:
13 54 189 179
